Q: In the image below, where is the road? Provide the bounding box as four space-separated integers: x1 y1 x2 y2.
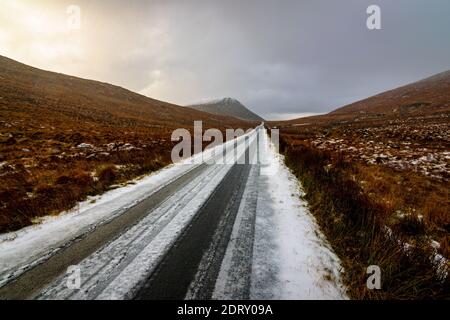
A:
0 126 347 300
0 127 262 300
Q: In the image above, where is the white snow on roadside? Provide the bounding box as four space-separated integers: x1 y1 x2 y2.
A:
251 130 347 300
0 125 347 300
0 129 256 287
0 162 194 287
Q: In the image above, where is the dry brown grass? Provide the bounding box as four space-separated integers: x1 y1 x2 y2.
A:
0 55 255 233
274 113 449 257
0 125 249 233
0 124 175 233
268 70 449 299
278 134 449 299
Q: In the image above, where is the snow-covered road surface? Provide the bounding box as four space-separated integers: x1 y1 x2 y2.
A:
250 129 347 299
0 126 347 300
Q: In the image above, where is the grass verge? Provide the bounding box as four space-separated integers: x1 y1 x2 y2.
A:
279 136 449 299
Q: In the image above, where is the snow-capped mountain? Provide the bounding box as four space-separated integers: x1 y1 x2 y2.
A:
188 98 264 122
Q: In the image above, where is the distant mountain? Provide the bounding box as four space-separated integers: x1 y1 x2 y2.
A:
188 98 264 122
330 70 450 117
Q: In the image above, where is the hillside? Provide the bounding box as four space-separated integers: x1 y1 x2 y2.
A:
0 55 252 232
270 70 450 128
0 56 250 129
188 98 264 122
331 70 450 117
269 70 449 299
271 69 449 181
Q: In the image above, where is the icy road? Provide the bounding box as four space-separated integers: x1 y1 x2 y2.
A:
0 127 346 300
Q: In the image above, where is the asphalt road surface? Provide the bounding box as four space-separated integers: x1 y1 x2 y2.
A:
0 127 262 300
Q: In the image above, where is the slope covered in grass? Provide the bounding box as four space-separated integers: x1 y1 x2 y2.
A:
0 56 252 232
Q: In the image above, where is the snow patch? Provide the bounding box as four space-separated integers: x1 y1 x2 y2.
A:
250 130 347 300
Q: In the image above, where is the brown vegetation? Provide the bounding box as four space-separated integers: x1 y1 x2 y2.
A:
269 71 449 299
0 55 254 233
279 136 448 299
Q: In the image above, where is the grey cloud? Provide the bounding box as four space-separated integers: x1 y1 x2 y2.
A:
35 0 450 119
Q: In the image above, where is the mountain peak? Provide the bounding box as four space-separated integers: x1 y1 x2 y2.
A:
221 97 240 104
188 98 264 122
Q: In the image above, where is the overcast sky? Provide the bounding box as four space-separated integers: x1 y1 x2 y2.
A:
1 0 450 120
